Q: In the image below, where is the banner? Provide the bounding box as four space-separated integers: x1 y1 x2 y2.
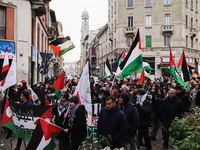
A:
2 98 53 139
0 40 15 59
86 103 101 139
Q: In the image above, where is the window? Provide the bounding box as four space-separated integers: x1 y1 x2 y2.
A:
128 37 133 47
186 15 188 27
114 20 116 31
196 39 198 49
0 6 6 39
196 20 198 28
191 37 193 48
196 0 198 11
191 0 193 9
191 17 193 28
128 16 133 27
146 36 152 47
115 1 116 13
186 0 188 6
186 35 188 47
164 14 171 25
146 15 152 27
164 0 171 5
164 35 171 46
127 0 133 8
146 0 152 6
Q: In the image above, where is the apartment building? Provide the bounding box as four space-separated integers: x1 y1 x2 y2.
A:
98 0 200 77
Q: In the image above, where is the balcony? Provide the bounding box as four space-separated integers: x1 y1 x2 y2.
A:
91 53 96 58
124 27 136 36
109 32 113 41
161 25 174 34
190 28 198 38
48 27 55 40
31 0 46 16
91 64 96 68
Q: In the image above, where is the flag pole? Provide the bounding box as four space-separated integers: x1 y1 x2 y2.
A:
110 74 116 93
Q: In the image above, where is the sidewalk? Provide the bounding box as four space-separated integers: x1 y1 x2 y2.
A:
0 128 164 150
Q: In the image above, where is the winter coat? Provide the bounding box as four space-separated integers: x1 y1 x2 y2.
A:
97 106 127 149
121 102 139 136
68 105 87 141
160 96 185 129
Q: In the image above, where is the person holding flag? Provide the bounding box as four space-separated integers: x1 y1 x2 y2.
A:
64 96 87 150
52 92 70 150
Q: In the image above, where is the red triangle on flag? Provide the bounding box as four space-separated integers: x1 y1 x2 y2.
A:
40 119 63 140
169 46 175 66
45 97 51 105
76 92 82 105
52 71 65 90
34 107 54 125
139 68 145 84
48 44 61 57
1 97 13 126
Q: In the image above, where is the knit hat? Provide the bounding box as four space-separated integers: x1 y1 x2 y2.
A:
119 92 129 105
69 96 79 104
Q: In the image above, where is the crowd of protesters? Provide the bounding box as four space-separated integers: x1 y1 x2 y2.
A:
1 75 200 150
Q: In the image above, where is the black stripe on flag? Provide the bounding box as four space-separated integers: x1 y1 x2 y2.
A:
26 120 43 150
194 58 199 74
182 51 190 82
119 29 139 70
106 58 112 73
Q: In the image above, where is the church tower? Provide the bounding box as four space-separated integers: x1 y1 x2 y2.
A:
80 8 89 72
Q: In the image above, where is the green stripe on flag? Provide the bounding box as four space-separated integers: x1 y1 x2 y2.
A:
43 131 62 150
60 44 75 56
55 89 61 99
118 54 142 79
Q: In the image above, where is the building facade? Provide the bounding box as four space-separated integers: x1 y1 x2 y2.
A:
98 0 200 77
0 0 61 86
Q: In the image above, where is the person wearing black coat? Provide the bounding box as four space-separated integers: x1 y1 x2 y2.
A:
175 85 191 112
97 96 127 149
119 92 139 150
160 89 185 150
135 88 152 150
64 96 87 150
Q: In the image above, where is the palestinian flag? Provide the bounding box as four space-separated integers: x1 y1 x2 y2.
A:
104 58 112 78
118 29 143 79
52 71 64 99
1 98 54 139
177 51 191 83
49 40 75 57
139 68 145 88
194 58 200 74
26 119 63 150
112 51 125 73
129 77 133 83
0 47 10 86
143 62 153 71
65 79 71 88
74 60 92 114
169 46 186 87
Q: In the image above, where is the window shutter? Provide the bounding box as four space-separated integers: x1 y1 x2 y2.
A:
6 7 14 40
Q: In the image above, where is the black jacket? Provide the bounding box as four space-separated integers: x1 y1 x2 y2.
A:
68 105 87 141
176 91 191 112
97 106 127 148
160 96 185 129
136 98 152 127
121 102 139 136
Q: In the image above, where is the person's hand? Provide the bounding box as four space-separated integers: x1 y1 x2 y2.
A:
64 113 67 119
48 104 54 106
15 101 20 104
64 129 68 133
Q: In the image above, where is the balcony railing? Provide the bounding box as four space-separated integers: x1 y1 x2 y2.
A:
109 32 113 41
124 27 136 36
190 28 198 38
31 0 46 16
161 25 174 34
91 53 96 58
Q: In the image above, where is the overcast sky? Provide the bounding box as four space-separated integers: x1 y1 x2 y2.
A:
50 0 108 62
